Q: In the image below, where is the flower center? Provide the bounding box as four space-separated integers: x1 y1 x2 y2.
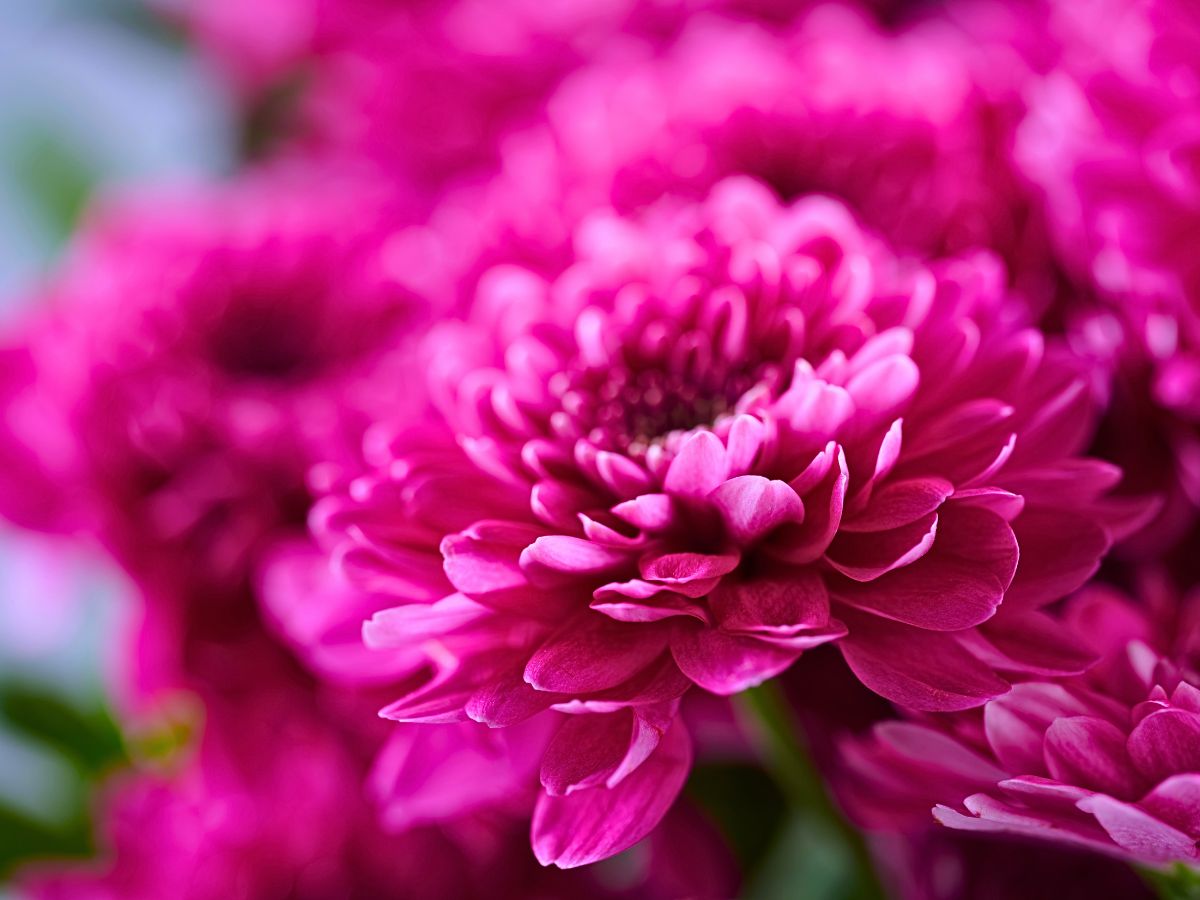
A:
554 356 779 455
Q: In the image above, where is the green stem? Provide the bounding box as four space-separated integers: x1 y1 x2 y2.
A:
738 681 890 900
1139 863 1200 900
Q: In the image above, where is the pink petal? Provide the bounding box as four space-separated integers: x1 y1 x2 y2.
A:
441 520 542 601
984 683 1096 774
709 475 804 544
639 551 740 586
1078 794 1200 862
521 535 632 577
1003 508 1110 611
710 572 831 636
466 665 564 728
541 703 676 796
525 616 669 694
1044 717 1143 800
768 446 848 563
671 627 811 695
592 581 709 624
1140 774 1200 837
372 718 550 831
839 613 1009 711
663 430 729 497
825 512 939 582
532 719 692 868
1127 709 1200 785
841 477 954 533
974 611 1098 676
612 493 676 531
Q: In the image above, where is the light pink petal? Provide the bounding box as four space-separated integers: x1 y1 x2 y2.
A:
1140 774 1200 837
845 354 919 424
1078 794 1200 862
521 534 632 577
663 430 729 497
839 614 1009 711
532 719 692 868
612 493 676 531
984 683 1096 774
709 475 804 545
525 616 669 694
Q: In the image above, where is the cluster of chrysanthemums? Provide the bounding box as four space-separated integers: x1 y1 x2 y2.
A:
3 0 1199 897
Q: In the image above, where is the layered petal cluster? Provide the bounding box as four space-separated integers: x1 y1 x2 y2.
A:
0 173 422 596
310 177 1138 866
843 591 1200 867
1015 0 1200 547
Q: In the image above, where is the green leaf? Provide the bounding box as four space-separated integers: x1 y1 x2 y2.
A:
0 800 94 881
0 682 127 775
686 762 789 872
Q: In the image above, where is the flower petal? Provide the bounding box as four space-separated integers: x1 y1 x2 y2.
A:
532 720 692 868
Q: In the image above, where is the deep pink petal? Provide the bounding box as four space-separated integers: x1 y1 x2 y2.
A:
1044 717 1143 800
525 616 669 694
839 613 1009 711
671 627 813 695
1127 709 1200 785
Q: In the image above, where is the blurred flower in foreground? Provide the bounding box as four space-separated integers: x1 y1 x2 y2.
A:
842 588 1200 868
292 176 1146 868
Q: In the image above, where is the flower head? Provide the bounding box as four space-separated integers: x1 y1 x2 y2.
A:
842 590 1200 867
309 178 1140 867
0 172 422 597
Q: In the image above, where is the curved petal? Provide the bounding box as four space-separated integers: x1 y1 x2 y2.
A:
532 719 692 868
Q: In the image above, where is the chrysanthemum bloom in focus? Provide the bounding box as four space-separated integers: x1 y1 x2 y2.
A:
842 588 1200 867
0 171 422 599
1015 0 1200 549
311 177 1144 867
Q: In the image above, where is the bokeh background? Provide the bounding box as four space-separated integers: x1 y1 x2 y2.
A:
0 0 232 888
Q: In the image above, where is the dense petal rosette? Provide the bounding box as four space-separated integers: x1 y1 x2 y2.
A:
843 591 1200 868
312 178 1137 866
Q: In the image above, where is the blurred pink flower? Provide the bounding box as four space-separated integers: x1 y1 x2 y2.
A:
1015 0 1200 549
413 4 1054 315
0 171 423 599
301 178 1143 867
842 590 1200 867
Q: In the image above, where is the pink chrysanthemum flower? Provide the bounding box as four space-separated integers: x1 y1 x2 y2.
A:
0 172 422 597
311 178 1141 867
842 589 1200 867
415 4 1051 311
